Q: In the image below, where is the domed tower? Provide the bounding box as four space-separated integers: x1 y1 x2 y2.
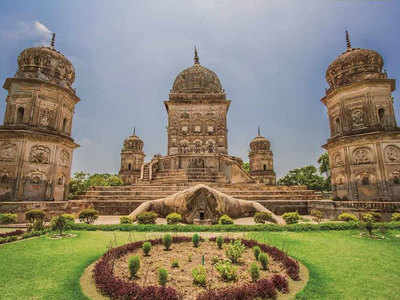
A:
165 47 230 156
0 34 80 201
119 129 145 184
322 31 400 201
249 128 276 185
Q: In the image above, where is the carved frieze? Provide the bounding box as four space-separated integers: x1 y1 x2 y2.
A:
352 147 372 165
0 142 17 162
384 145 400 163
39 108 55 127
59 149 70 166
29 145 51 164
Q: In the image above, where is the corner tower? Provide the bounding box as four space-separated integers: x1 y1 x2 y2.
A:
165 48 230 155
322 31 400 201
119 129 145 184
0 34 80 201
249 128 276 185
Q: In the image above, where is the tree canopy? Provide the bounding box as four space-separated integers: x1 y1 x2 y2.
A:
69 172 123 198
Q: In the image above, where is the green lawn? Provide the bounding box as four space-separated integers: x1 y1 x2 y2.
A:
0 230 399 299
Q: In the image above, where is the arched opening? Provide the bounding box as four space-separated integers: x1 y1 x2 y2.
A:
58 177 64 185
128 163 132 171
263 164 267 171
1 175 8 184
17 107 24 123
378 108 385 125
62 118 67 132
199 211 205 220
361 176 369 186
335 118 341 133
394 176 400 185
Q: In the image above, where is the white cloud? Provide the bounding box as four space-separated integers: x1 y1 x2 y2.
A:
1 20 52 45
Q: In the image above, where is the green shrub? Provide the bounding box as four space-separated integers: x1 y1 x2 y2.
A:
192 265 207 287
25 209 46 223
171 259 179 268
310 209 323 223
338 212 358 222
158 268 168 286
215 260 237 282
249 262 260 282
142 241 152 256
259 253 269 270
253 246 261 261
369 212 382 222
29 220 45 232
78 209 99 224
216 236 224 249
162 234 172 250
254 212 273 224
120 216 132 224
391 213 400 222
282 212 300 224
361 213 375 223
128 255 140 278
192 233 200 248
61 214 75 223
0 213 17 224
166 212 182 224
225 239 246 263
50 215 67 235
219 214 234 225
211 256 220 265
136 211 158 224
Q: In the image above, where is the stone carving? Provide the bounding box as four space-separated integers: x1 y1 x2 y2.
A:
189 158 205 169
384 145 400 162
0 142 17 161
351 109 364 129
60 150 70 166
353 147 372 165
29 145 51 164
333 153 344 166
39 109 54 127
129 184 282 224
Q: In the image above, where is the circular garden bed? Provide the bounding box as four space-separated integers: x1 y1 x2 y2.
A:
86 236 308 300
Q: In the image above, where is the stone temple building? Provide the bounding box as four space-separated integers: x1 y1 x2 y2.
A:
118 48 274 185
0 34 79 201
322 31 400 201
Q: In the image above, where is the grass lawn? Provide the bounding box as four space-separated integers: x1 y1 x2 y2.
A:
0 230 399 299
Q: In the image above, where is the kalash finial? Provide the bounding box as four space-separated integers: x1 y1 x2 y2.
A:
258 126 261 136
345 30 352 50
194 46 200 64
50 33 56 49
133 127 136 136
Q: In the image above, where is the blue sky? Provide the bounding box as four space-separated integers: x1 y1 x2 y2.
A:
0 0 399 178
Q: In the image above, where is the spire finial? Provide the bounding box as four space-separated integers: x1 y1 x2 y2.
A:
50 33 56 48
345 30 351 50
133 127 136 135
194 46 199 64
258 126 261 136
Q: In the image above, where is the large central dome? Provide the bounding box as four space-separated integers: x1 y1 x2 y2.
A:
171 48 224 94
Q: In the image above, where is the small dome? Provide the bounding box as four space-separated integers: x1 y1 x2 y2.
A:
250 135 270 152
170 48 224 96
15 35 75 90
326 32 386 92
123 132 144 152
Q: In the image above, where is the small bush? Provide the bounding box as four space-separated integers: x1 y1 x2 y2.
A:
166 212 182 224
391 213 400 222
25 209 45 223
215 260 237 282
271 274 289 293
218 214 234 225
163 234 172 250
225 239 246 264
136 211 158 224
310 209 323 223
0 213 17 224
249 262 260 282
50 215 67 235
29 220 45 232
171 260 179 268
253 246 261 261
259 252 269 270
361 213 374 223
158 268 168 287
282 212 300 224
61 214 75 223
119 216 132 224
142 241 151 256
369 212 382 222
129 255 140 278
192 265 207 287
211 256 220 265
192 233 200 248
338 212 358 222
254 212 273 224
78 209 99 224
216 236 223 249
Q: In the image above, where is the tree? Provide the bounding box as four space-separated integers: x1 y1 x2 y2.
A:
242 162 250 173
277 165 328 191
68 172 123 198
317 152 331 191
